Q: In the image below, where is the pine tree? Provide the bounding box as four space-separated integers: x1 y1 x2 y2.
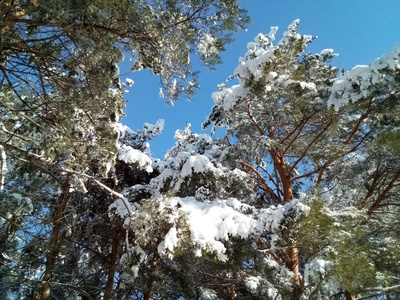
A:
202 20 400 299
2 3 399 298
0 1 249 299
110 20 399 299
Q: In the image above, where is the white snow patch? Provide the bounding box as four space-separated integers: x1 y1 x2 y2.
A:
109 198 135 218
200 288 218 300
258 199 310 234
245 276 261 292
304 258 333 285
125 78 134 86
176 197 257 261
328 44 400 109
197 33 218 58
118 145 153 173
158 227 179 258
181 155 215 177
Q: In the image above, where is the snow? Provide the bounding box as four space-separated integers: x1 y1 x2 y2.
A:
115 123 134 140
200 288 218 300
132 196 258 261
131 196 310 262
299 81 317 91
209 19 320 118
118 145 153 173
245 276 261 292
157 227 179 258
258 199 310 234
159 87 165 98
304 258 333 285
211 84 247 111
148 125 241 193
371 43 400 71
234 47 276 82
109 197 136 218
120 245 147 278
114 120 165 173
244 276 280 299
320 49 335 56
125 78 134 86
115 119 164 147
176 197 257 261
328 64 377 109
197 33 218 58
180 155 215 177
328 43 400 109
279 19 301 44
0 145 6 192
142 119 165 137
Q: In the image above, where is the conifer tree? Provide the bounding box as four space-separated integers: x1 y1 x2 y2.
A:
2 2 399 298
0 1 249 299
202 20 400 299
112 20 399 299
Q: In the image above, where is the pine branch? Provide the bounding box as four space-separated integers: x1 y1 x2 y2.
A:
0 141 132 216
236 160 281 204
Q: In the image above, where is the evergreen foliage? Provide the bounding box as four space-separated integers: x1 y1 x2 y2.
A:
1 3 399 299
0 1 249 299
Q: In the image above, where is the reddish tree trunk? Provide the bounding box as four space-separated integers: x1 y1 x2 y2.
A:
270 149 301 298
103 228 123 300
143 252 160 300
345 291 356 300
270 148 293 203
286 246 301 299
35 179 71 300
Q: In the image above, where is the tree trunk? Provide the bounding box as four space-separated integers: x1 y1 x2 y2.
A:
230 283 236 300
103 228 123 300
286 246 301 299
270 148 301 298
34 179 71 300
143 252 160 300
344 291 356 300
270 148 293 203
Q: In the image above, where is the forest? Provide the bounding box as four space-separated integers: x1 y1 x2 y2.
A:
0 0 399 299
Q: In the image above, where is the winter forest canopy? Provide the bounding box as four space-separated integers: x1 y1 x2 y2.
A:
1 0 400 300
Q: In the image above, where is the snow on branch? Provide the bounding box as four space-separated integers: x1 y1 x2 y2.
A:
328 44 400 110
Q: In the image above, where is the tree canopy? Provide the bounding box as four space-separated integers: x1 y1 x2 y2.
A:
1 2 400 300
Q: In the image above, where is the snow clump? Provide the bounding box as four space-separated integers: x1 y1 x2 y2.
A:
118 145 153 173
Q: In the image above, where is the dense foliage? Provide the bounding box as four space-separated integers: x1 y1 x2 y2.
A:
1 2 399 299
0 0 249 299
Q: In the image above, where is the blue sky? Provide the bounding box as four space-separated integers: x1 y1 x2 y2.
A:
121 0 400 158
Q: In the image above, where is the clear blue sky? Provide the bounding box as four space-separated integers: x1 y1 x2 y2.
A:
121 0 400 159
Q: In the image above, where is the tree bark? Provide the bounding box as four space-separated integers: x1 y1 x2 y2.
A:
230 283 236 300
286 246 301 299
143 252 160 300
367 169 400 215
34 179 71 300
270 148 293 203
269 148 301 298
103 228 123 300
344 291 356 300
